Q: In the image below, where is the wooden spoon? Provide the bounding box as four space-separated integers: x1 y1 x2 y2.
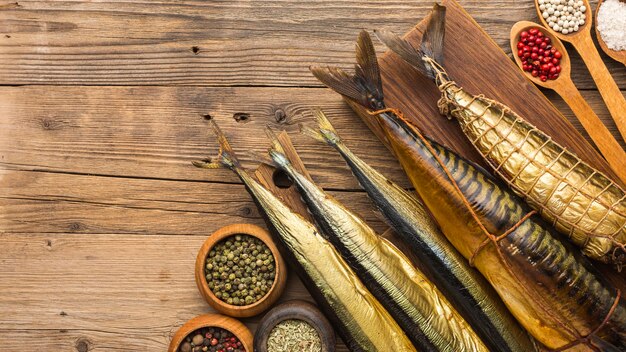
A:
595 0 626 65
534 0 626 143
511 21 626 184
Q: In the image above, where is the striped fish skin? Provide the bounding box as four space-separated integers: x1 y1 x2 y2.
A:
440 83 626 268
307 110 535 352
376 1 625 268
375 110 626 350
269 136 488 352
196 122 417 352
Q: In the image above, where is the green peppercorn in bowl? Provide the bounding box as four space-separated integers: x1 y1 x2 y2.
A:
195 224 287 318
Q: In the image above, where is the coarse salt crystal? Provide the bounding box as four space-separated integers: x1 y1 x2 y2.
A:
597 0 626 51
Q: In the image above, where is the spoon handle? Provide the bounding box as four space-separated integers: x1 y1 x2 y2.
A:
572 35 626 142
556 81 626 185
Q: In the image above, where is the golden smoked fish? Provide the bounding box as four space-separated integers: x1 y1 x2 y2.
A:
193 120 416 352
267 129 487 352
303 109 535 352
310 26 626 351
375 4 626 269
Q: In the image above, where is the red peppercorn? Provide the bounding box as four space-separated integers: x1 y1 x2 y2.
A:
518 28 562 81
211 338 218 346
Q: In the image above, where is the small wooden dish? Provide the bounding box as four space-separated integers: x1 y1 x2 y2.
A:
195 223 287 318
253 300 336 352
168 313 254 352
594 0 626 65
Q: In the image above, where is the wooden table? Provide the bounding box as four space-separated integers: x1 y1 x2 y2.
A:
0 1 624 350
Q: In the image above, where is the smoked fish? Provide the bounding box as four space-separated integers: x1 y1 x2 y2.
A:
193 120 416 352
310 23 626 351
376 4 626 269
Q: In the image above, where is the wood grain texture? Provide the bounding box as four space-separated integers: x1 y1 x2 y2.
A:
0 169 388 236
0 86 623 190
0 0 623 89
1 0 624 350
0 232 348 351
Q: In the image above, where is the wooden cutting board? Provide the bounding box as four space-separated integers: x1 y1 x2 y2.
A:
353 0 621 186
349 0 626 291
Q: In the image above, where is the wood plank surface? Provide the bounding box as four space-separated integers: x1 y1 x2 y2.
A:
0 0 623 89
0 169 387 235
1 0 624 350
0 232 349 351
1 86 623 190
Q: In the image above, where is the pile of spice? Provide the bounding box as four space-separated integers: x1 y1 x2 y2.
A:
266 319 322 352
178 327 244 352
538 0 586 35
597 0 626 51
205 234 276 306
517 28 562 82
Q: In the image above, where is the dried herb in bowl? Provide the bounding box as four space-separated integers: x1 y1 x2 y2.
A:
205 234 276 306
266 319 322 352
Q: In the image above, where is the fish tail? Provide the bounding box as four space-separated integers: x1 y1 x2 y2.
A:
310 30 385 111
374 3 446 81
192 119 242 170
265 128 292 169
302 109 344 148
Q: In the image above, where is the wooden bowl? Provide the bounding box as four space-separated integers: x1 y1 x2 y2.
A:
195 223 287 318
253 300 336 352
594 0 626 65
168 313 253 352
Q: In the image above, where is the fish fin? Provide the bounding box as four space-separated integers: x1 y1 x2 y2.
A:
311 108 343 147
422 3 446 65
374 3 446 80
265 128 292 169
310 30 385 111
300 124 326 144
192 159 222 169
193 119 241 169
